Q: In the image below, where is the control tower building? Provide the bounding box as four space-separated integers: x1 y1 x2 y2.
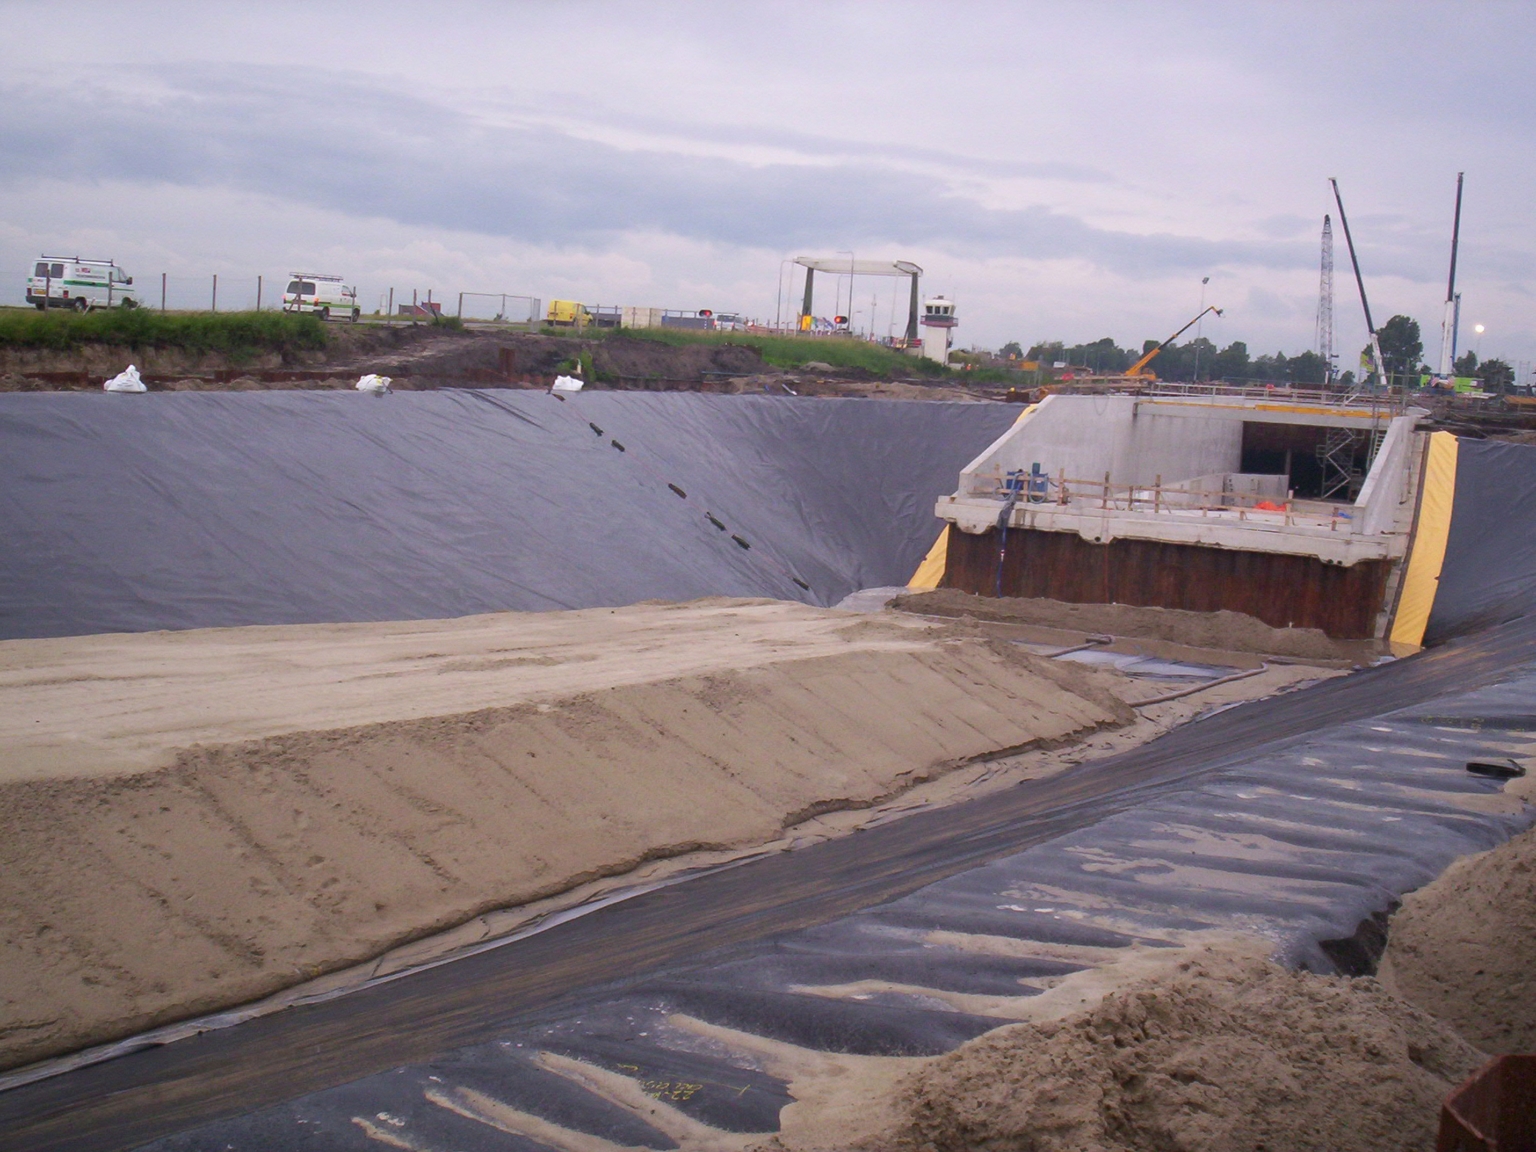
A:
920 296 957 363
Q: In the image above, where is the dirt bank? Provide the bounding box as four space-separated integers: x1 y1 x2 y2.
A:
879 950 1483 1152
0 601 1129 1072
1381 793 1536 1054
893 588 1360 661
0 326 990 397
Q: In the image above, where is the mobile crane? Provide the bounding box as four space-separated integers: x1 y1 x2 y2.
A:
1123 305 1223 380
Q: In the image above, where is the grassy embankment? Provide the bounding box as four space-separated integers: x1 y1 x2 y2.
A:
632 327 949 376
0 308 329 360
550 325 1003 380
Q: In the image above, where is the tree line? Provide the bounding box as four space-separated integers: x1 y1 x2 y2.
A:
998 315 1518 392
1370 315 1515 392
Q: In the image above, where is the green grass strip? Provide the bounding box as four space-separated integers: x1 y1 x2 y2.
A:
550 325 957 378
0 309 328 359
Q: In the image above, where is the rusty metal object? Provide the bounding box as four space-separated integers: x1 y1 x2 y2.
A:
942 525 1391 639
1438 1055 1536 1152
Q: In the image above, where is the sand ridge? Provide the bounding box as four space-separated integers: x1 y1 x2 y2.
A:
740 943 1484 1152
0 602 1132 1072
1380 778 1536 1054
0 598 939 784
880 950 1483 1152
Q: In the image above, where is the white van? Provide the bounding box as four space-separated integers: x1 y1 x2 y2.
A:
26 257 139 311
282 274 359 321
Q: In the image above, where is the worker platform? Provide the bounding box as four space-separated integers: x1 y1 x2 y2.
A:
934 392 1427 639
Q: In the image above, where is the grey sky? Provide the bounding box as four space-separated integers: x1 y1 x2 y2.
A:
3 1 1532 367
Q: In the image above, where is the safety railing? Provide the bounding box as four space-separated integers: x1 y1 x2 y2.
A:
971 468 1368 532
1136 380 1405 416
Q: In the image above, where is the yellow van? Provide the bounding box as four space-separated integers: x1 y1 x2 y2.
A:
546 300 591 327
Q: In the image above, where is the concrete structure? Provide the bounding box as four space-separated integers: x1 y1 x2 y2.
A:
933 393 1427 637
622 306 664 329
920 296 957 364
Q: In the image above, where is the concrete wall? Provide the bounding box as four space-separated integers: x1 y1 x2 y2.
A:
960 395 1243 494
1161 472 1289 507
1356 416 1420 537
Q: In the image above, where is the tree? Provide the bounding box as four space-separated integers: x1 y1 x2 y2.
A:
1025 338 1134 373
1150 340 1195 381
1478 358 1515 394
1075 337 1131 374
1252 352 1291 383
1185 337 1217 381
1375 315 1424 384
999 341 1023 359
1454 350 1479 376
1288 350 1328 386
1211 341 1250 382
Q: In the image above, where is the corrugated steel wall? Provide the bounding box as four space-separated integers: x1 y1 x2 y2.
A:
943 527 1390 638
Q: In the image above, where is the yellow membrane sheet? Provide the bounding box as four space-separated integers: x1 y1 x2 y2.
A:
1389 431 1460 649
909 525 950 590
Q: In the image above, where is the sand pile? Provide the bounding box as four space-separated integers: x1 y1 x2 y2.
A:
0 601 1128 1072
892 589 1352 660
1382 816 1536 1054
886 951 1482 1152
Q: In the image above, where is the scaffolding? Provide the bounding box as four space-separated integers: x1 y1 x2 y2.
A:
1316 427 1364 500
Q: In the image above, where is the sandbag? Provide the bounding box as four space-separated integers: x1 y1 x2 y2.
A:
103 365 146 393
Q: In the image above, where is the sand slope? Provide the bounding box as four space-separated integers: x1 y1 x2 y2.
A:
883 952 1482 1152
1381 798 1536 1054
0 601 1127 1071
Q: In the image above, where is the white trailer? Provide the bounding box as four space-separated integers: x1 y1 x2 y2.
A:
26 257 140 311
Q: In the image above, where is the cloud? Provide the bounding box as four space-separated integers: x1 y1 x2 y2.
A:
0 68 1318 280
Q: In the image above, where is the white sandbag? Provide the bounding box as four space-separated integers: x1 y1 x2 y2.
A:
103 365 146 393
551 375 584 393
355 374 392 395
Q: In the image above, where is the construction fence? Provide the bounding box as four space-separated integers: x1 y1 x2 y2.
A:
103 274 541 326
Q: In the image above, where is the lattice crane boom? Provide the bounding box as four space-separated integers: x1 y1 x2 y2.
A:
1316 215 1335 383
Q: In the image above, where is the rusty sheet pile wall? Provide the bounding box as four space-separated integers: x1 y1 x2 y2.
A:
943 527 1391 638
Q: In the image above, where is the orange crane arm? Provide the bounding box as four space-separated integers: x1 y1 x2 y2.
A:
1125 305 1223 378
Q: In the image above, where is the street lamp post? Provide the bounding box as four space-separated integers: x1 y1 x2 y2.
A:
1193 276 1210 381
837 250 854 331
776 259 793 331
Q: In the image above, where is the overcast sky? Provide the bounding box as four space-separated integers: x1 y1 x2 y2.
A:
3 1 1532 369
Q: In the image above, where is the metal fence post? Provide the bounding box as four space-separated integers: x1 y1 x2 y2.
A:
212 274 218 313
387 287 393 326
457 292 463 320
256 275 262 311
